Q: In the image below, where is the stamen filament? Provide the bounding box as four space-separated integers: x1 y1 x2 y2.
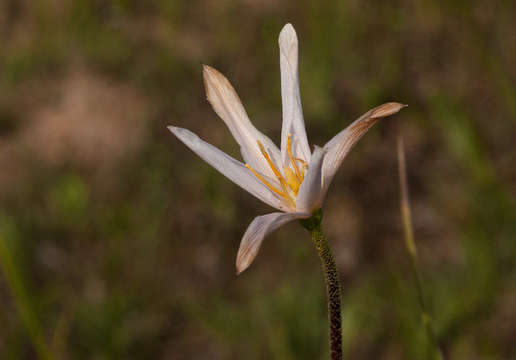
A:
294 157 308 178
252 141 297 209
284 167 301 194
287 134 302 181
245 164 285 198
257 142 282 178
257 141 291 191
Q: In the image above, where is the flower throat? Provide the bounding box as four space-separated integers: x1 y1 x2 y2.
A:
245 134 307 209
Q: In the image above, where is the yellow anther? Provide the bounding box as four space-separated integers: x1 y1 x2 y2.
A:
287 134 302 181
294 157 308 178
257 142 281 177
245 164 285 198
257 141 291 192
247 141 297 209
284 167 301 194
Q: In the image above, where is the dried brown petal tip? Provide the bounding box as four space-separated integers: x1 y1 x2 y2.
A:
235 238 262 275
235 253 251 276
202 64 214 72
202 64 224 88
370 102 407 119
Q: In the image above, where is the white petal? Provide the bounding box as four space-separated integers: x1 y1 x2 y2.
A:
321 102 406 197
168 126 289 211
236 211 311 274
279 24 311 167
203 65 281 178
296 146 326 213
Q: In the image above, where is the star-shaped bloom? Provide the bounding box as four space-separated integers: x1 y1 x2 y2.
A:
168 23 405 274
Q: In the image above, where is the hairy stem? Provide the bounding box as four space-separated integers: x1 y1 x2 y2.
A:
301 209 342 360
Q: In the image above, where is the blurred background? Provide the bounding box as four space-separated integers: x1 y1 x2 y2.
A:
0 1 515 359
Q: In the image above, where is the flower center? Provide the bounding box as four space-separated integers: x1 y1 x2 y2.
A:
245 134 307 209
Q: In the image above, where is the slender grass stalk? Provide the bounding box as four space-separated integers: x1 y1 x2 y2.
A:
301 209 342 360
0 233 53 360
397 137 444 360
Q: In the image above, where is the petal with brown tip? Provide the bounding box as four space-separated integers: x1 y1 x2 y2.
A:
236 211 310 275
321 102 406 199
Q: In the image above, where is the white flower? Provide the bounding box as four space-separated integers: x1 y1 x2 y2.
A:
168 23 405 274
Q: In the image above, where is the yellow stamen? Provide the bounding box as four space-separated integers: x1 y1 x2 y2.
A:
284 167 301 194
245 164 286 197
257 141 290 191
287 134 302 181
246 163 295 209
257 142 281 177
294 157 308 177
248 141 297 209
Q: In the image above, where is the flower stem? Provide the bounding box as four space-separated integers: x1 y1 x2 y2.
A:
301 209 342 360
0 232 54 360
397 137 444 360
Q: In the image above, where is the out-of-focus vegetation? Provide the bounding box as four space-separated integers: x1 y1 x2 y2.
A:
0 1 515 359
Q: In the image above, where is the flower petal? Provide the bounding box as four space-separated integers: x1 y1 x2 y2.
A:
279 24 311 167
168 126 289 211
203 65 281 178
236 211 311 275
296 146 326 213
321 102 406 197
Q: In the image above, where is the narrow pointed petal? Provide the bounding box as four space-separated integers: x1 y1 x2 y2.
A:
321 102 406 197
279 24 311 167
236 211 311 274
168 126 289 211
296 146 326 212
202 65 281 178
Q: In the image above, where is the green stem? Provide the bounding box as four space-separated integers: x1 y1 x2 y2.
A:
410 255 444 360
398 138 444 360
0 231 53 360
301 209 342 360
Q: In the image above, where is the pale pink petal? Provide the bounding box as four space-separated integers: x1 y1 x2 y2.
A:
236 211 311 275
279 24 311 167
203 65 281 179
168 126 289 211
321 102 406 197
295 146 326 213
